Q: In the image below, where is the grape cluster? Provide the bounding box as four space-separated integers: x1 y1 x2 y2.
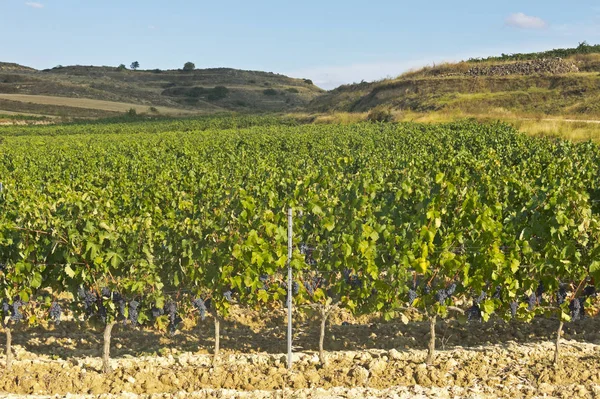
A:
223 290 233 302
49 302 62 325
492 286 502 299
303 276 323 296
164 301 182 336
527 293 537 311
556 287 567 305
467 303 482 322
151 306 164 318
299 243 317 266
570 298 585 321
78 288 97 319
435 283 457 304
259 275 270 290
408 289 418 306
536 281 545 302
475 291 487 304
10 299 24 323
342 269 362 290
583 286 596 297
129 300 139 326
192 298 207 321
111 292 127 324
0 263 6 273
510 301 518 318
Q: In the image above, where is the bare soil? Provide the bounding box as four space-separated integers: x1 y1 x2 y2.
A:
1 306 600 397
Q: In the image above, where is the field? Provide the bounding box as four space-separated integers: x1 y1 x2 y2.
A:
1 116 600 397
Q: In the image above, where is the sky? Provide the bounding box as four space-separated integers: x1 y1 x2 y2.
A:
1 0 600 89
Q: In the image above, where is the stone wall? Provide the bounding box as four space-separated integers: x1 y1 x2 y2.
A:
465 58 579 77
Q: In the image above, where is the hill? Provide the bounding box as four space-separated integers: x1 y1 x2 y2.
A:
0 64 323 118
309 43 600 120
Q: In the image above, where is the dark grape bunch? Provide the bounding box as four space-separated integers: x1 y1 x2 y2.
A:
492 286 502 299
49 302 62 325
474 291 487 304
536 281 545 303
570 297 585 321
223 290 233 302
111 292 127 324
164 300 182 336
78 288 97 319
435 283 457 304
527 293 537 311
129 300 139 326
408 289 418 306
151 306 164 318
342 269 362 290
0 263 6 273
10 298 24 323
299 243 317 267
192 298 207 321
467 302 482 322
304 275 324 296
556 287 567 305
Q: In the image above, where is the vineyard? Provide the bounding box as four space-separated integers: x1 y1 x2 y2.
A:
1 118 600 397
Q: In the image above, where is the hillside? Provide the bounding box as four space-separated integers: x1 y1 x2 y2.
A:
0 64 323 118
309 44 600 119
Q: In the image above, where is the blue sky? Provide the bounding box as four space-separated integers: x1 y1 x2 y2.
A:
2 0 600 89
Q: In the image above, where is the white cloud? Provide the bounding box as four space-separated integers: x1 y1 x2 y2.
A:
25 2 44 8
148 25 157 30
505 13 547 29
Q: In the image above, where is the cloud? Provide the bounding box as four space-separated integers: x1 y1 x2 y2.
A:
148 25 157 30
25 2 44 8
505 13 547 29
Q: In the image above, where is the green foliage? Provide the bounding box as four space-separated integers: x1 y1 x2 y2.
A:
116 64 127 71
263 89 278 96
126 108 137 117
183 62 196 71
468 42 600 63
0 119 599 335
286 88 300 94
208 86 229 101
130 61 140 71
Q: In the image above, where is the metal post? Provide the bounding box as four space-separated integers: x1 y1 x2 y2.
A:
287 208 293 370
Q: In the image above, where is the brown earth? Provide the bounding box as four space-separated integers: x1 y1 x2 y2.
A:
1 306 600 397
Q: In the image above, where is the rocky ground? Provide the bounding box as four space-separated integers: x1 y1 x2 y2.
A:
1 308 600 398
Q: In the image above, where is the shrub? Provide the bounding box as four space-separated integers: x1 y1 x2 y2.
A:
148 106 159 114
367 106 394 123
208 86 229 101
116 64 127 71
285 88 300 93
263 89 278 96
248 79 257 84
126 108 138 117
183 62 196 71
303 78 313 85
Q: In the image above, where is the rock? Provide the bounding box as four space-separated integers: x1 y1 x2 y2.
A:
538 383 554 395
350 366 370 385
388 349 403 361
368 359 387 375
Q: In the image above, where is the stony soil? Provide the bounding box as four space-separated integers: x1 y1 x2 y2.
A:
2 308 600 398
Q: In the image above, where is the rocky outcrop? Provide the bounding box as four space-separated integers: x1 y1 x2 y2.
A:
465 58 579 77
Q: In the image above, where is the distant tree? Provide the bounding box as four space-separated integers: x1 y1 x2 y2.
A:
130 61 140 71
116 64 127 71
183 62 196 71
